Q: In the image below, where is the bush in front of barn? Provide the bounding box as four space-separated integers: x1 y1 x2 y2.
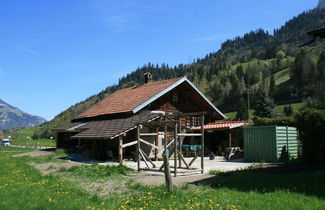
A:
295 109 325 163
253 116 296 126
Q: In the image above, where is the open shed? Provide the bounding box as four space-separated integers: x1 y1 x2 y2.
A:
191 121 248 155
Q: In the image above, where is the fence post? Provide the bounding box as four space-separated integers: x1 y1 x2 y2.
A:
164 123 173 192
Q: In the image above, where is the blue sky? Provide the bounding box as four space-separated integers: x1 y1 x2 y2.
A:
0 0 318 120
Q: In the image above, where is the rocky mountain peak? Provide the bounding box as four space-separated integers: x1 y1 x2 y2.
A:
0 99 47 130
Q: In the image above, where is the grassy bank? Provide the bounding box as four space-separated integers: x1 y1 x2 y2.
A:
225 102 305 120
3 128 56 147
0 147 324 209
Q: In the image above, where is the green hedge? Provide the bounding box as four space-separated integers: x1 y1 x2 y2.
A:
253 116 296 126
253 109 325 163
295 109 325 163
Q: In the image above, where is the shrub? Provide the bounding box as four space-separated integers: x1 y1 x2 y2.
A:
253 116 296 126
295 109 325 163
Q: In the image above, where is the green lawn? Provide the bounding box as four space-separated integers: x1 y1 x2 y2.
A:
225 102 305 120
274 68 290 85
232 58 276 70
0 146 35 156
273 102 305 114
3 128 56 147
0 147 324 209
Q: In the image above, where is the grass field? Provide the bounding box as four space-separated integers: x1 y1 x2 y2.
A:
274 68 290 85
0 147 324 209
3 127 56 147
225 102 305 120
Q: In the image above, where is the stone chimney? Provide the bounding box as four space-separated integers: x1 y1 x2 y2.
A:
144 72 152 84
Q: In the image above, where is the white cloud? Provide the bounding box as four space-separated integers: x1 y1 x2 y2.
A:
15 46 40 56
0 39 40 56
91 0 165 33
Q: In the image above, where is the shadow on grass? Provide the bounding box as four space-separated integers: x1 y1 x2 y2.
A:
193 163 325 198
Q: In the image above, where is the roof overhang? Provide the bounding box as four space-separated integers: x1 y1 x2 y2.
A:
69 114 162 140
132 77 227 119
191 121 248 131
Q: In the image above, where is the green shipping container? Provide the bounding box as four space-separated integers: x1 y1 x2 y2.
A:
244 126 299 162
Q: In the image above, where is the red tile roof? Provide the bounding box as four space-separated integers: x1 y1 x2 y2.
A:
76 78 181 119
191 121 248 131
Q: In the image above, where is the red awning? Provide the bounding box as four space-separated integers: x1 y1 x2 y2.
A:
191 121 248 131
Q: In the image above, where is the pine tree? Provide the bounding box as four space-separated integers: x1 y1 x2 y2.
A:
236 97 249 120
254 86 274 118
318 51 325 79
315 51 325 101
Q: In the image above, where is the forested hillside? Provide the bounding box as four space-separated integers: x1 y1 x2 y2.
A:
40 8 325 137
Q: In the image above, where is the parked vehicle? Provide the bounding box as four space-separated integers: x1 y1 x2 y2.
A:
0 139 11 146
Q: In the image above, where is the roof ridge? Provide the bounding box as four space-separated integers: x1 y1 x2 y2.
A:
131 77 182 89
75 77 185 119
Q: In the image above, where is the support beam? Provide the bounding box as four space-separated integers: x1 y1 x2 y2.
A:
122 140 137 149
167 112 207 117
118 136 123 164
140 133 159 136
178 118 182 168
139 149 150 169
159 149 175 171
138 120 178 125
174 122 178 177
157 138 174 156
140 138 159 149
189 152 199 166
137 126 141 171
228 132 232 147
201 114 205 174
155 128 158 161
140 149 156 168
177 150 191 169
177 133 202 137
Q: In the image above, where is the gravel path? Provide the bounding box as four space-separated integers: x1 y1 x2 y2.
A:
12 150 55 157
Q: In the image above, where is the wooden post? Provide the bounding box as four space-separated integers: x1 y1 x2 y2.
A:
137 126 141 171
201 114 205 174
155 128 158 161
174 122 178 177
163 124 173 192
228 131 232 147
118 136 123 164
178 117 182 168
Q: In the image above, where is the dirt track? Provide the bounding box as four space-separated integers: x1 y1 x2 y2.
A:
129 173 225 186
12 150 55 157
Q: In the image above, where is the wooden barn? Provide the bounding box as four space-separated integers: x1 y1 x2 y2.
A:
55 74 229 164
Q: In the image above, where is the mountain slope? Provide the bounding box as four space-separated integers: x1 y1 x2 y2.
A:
41 8 325 137
0 99 47 130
